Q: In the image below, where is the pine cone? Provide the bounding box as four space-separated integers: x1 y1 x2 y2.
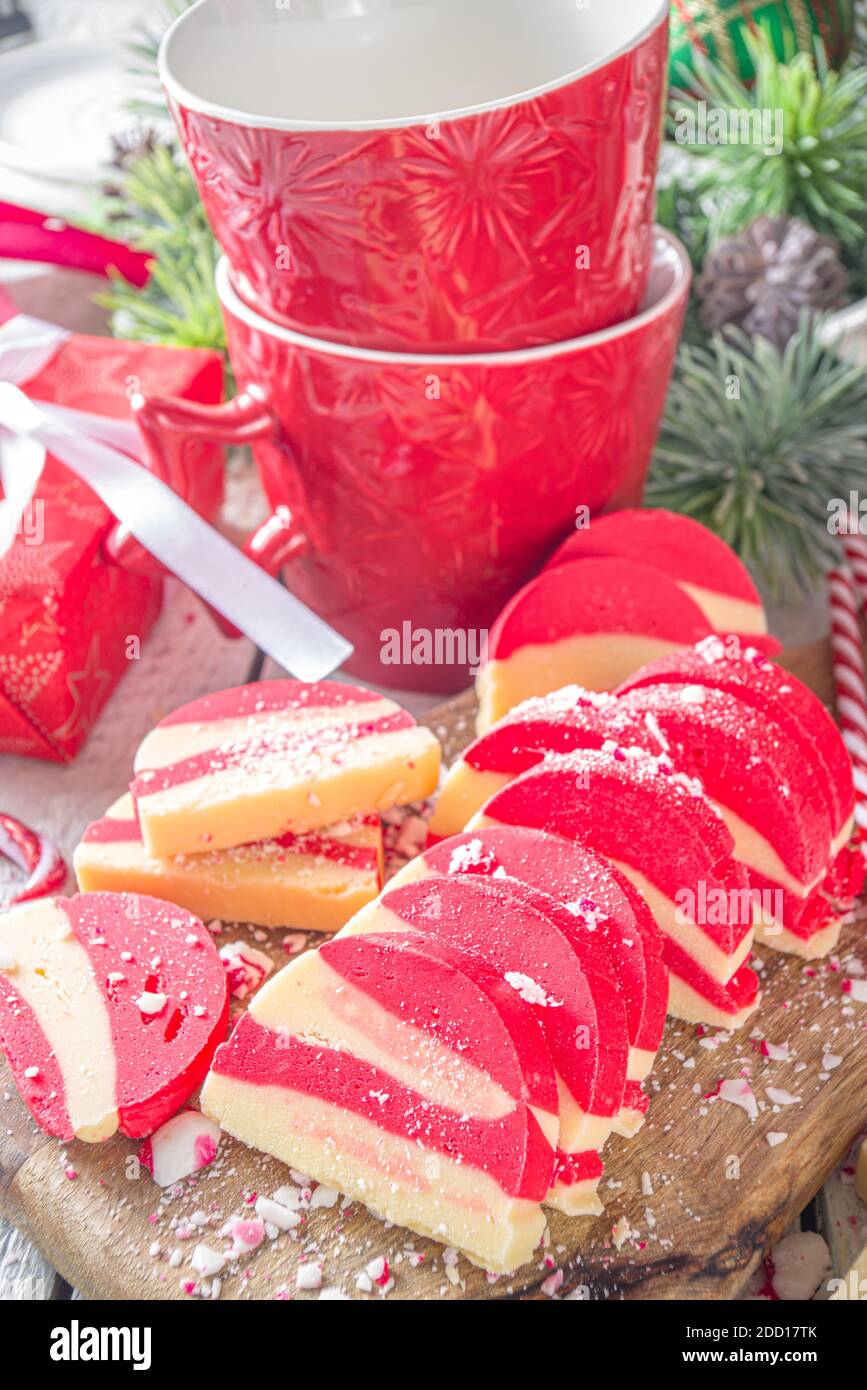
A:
100 128 161 221
696 215 848 351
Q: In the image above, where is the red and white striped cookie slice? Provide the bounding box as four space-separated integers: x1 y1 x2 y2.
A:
131 680 440 859
202 930 557 1274
74 794 383 933
471 748 761 1031
475 557 716 732
428 686 617 843
341 873 629 1215
0 892 228 1141
615 682 838 956
619 638 855 855
390 824 668 1137
546 509 769 638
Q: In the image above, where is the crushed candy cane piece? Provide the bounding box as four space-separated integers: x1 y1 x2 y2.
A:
135 991 167 1016
272 1184 307 1211
768 1232 830 1301
611 1216 634 1250
309 1183 340 1210
219 941 273 1000
503 972 562 1008
766 1132 788 1148
229 1218 265 1256
139 1110 221 1187
766 1087 801 1107
366 1256 390 1286
254 1196 301 1231
297 1262 322 1291
191 1244 226 1278
718 1078 759 1121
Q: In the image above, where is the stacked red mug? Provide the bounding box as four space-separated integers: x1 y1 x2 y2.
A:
144 0 688 691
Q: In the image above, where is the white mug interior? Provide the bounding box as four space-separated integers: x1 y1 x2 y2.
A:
217 229 691 365
160 0 669 130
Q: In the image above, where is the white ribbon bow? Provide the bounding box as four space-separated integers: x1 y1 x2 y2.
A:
0 314 352 681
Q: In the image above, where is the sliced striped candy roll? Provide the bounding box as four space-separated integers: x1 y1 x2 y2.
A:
74 794 383 933
619 638 856 858
475 557 716 732
131 680 440 859
340 873 629 1216
390 824 668 1137
472 748 761 1031
428 686 617 843
0 892 228 1142
202 931 558 1274
546 509 769 638
615 682 840 959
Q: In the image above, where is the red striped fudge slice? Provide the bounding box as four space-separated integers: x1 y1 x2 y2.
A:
615 683 838 951
340 874 629 1216
428 686 617 842
0 892 228 1141
475 557 716 731
619 640 861 957
471 748 761 1030
131 680 440 858
202 931 558 1273
390 825 668 1137
619 638 855 858
546 509 769 638
74 793 383 933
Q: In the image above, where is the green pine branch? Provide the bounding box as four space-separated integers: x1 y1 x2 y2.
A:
96 145 225 352
666 30 867 291
648 318 867 595
125 0 196 119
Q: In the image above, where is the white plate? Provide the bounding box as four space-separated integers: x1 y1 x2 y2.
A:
0 39 158 184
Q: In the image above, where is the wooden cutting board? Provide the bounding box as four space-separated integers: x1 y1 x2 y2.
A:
1 640 866 1301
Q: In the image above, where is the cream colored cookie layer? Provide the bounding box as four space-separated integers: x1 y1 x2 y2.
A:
476 635 681 733
666 973 759 1031
134 725 440 858
74 795 383 933
339 897 611 1156
546 1177 605 1219
679 583 767 636
0 900 117 1141
753 915 842 960
203 1074 546 1274
427 763 513 841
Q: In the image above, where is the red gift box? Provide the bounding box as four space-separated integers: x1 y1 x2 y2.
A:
0 315 224 762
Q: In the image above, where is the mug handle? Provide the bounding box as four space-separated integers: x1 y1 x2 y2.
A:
109 386 310 640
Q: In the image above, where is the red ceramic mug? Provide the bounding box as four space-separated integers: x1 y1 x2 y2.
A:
132 230 690 692
160 0 669 353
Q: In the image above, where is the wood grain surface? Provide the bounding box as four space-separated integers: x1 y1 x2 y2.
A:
1 640 866 1301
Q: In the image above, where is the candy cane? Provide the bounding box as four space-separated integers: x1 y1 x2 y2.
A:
841 520 867 616
0 813 66 906
829 567 867 857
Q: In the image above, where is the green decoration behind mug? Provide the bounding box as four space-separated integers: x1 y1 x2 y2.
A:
669 0 854 84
